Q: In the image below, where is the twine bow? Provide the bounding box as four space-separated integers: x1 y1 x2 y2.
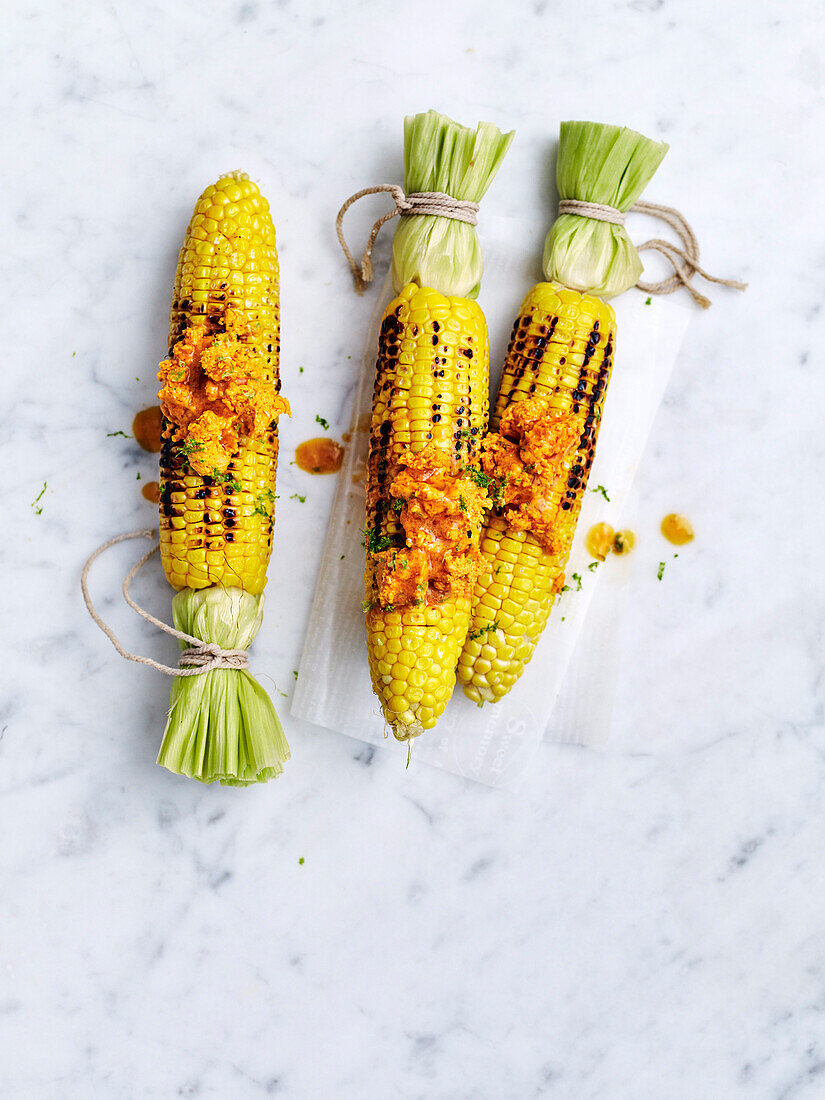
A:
335 184 480 293
81 530 250 676
557 197 747 309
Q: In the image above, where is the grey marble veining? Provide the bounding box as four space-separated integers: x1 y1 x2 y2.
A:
2 1 824 1097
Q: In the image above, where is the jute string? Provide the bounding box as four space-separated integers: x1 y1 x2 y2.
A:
335 184 480 293
558 197 747 309
81 529 249 676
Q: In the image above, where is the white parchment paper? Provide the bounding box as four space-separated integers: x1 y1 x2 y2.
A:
292 217 692 788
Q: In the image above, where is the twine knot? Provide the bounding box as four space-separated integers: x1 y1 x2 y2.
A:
557 197 747 309
335 184 480 294
179 642 249 670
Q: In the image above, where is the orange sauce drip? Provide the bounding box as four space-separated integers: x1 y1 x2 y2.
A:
586 522 615 560
661 514 694 545
133 406 163 453
295 437 344 474
612 529 635 555
141 480 161 503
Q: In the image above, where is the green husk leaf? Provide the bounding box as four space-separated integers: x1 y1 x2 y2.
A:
157 586 290 786
391 109 514 298
542 121 668 299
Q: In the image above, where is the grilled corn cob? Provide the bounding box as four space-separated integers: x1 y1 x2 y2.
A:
352 109 513 742
457 282 615 702
365 283 489 737
158 173 285 594
458 121 668 704
155 172 290 785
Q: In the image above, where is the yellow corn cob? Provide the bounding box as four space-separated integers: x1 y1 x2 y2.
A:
158 172 281 595
457 281 615 702
365 283 489 738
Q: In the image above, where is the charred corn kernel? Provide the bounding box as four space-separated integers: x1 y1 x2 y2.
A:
458 282 616 703
365 283 489 739
158 173 282 595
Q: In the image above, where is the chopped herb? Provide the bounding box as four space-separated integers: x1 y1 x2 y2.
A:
495 565 502 576
467 621 500 642
571 573 583 591
292 670 298 681
340 554 345 560
392 497 405 515
279 690 288 698
212 469 243 493
363 526 392 554
561 616 565 621
673 553 679 558
32 481 47 515
463 465 490 488
290 493 306 503
253 487 277 516
458 494 468 514
592 484 610 502
587 560 599 571
72 351 77 357
645 297 652 305
298 857 305 865
178 438 204 458
462 464 507 507
362 598 374 613
315 414 330 431
657 561 666 581
136 472 141 480
299 367 304 373
107 430 128 438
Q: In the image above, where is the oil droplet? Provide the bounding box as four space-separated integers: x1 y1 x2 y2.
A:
141 480 161 503
586 522 615 560
661 513 694 545
133 406 163 453
613 529 635 555
295 437 344 474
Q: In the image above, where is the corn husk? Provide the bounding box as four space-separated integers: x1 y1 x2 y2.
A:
391 109 514 298
157 586 289 786
543 121 668 299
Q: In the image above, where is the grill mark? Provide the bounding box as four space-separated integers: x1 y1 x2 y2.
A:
564 326 614 510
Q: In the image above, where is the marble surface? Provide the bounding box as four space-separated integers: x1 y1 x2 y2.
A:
3 1 824 1096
